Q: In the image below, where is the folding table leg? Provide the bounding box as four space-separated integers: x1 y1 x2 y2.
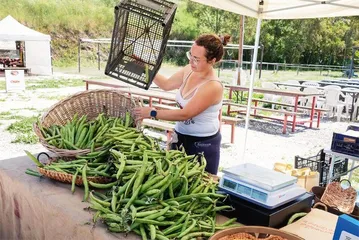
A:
309 96 316 128
283 115 288 134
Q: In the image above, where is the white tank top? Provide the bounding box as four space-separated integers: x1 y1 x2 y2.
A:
175 71 223 137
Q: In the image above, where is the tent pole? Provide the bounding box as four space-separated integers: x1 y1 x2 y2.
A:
237 15 245 85
241 17 262 162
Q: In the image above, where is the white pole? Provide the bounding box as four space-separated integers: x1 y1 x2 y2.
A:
241 17 262 162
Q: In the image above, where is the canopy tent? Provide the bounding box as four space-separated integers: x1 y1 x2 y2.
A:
0 15 52 75
191 0 359 161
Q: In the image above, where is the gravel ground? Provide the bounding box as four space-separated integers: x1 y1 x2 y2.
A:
0 69 354 176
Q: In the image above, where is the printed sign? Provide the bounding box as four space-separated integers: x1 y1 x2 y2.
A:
5 70 25 92
339 231 359 240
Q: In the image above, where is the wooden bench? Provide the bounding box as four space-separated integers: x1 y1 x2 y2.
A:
251 98 329 128
221 116 245 143
223 102 298 134
141 118 175 148
151 103 244 143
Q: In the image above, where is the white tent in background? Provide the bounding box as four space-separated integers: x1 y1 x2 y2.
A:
0 15 52 75
191 0 359 161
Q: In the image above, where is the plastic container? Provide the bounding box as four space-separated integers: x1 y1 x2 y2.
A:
294 149 348 186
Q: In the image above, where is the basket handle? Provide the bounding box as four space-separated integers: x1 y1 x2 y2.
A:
313 202 328 211
36 152 51 165
340 179 351 188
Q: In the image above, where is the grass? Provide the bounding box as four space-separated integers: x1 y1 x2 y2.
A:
26 78 84 90
0 111 24 120
38 94 69 101
0 81 5 91
6 116 39 144
218 68 345 86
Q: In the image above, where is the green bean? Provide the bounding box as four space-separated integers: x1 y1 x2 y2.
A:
149 224 156 240
89 192 111 207
82 165 89 201
139 224 148 240
218 218 238 227
178 219 197 238
140 174 164 193
93 210 101 223
111 189 117 212
133 151 148 192
130 204 137 221
163 223 183 235
88 181 117 189
24 150 44 167
124 170 138 198
134 218 174 226
180 232 213 240
71 168 79 193
25 170 42 177
124 184 142 209
181 212 190 233
135 209 159 218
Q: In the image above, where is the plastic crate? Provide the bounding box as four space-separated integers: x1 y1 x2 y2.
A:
331 132 359 157
294 149 348 186
105 0 177 90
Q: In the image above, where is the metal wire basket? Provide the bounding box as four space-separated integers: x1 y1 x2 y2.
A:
105 0 177 89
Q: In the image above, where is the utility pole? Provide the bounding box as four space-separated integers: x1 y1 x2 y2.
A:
237 15 245 85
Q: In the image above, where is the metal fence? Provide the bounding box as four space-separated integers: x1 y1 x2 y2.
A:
77 38 349 79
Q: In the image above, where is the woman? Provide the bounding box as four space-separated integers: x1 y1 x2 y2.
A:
134 34 230 174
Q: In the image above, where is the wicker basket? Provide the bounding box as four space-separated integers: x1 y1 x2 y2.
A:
33 89 140 157
311 185 359 219
210 226 304 240
37 167 113 186
37 153 113 186
320 180 357 214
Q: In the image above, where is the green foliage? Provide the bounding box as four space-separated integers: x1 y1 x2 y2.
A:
6 116 39 144
0 81 5 91
1 0 359 67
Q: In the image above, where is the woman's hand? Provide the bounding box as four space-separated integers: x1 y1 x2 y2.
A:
133 106 154 121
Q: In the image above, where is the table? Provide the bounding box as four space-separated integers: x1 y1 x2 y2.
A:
0 154 139 240
226 85 323 132
84 79 176 106
318 81 359 89
274 82 359 121
117 87 176 106
273 82 324 90
0 154 231 239
323 149 359 184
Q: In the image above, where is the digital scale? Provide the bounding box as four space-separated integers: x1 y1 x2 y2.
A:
219 163 306 209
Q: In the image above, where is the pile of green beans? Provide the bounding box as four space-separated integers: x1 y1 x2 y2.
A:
89 148 239 240
32 112 239 239
38 112 134 150
27 122 160 201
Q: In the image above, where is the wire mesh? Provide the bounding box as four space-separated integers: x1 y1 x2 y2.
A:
105 0 177 89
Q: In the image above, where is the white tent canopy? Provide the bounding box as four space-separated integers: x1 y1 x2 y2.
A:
0 15 52 75
191 0 359 161
191 0 359 19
